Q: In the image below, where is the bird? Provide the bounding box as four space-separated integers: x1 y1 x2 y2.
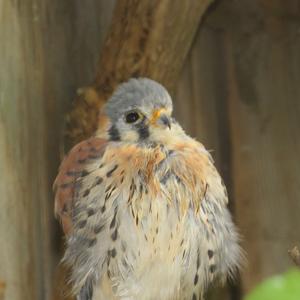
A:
54 78 243 300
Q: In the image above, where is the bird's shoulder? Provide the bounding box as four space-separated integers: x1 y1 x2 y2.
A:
53 137 107 235
53 138 167 235
160 138 229 211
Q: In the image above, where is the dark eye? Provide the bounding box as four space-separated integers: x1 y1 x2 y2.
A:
125 111 140 123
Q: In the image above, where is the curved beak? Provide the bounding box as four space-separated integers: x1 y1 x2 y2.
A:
150 109 171 129
158 114 171 129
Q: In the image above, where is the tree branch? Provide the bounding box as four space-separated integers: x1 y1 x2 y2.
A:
65 0 214 146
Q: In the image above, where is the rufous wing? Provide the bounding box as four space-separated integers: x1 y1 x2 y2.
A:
53 137 107 235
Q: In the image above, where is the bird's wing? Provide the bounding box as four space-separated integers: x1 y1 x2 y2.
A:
53 137 107 235
169 140 242 290
54 137 133 298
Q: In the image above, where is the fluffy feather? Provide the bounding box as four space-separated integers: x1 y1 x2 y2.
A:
54 78 243 300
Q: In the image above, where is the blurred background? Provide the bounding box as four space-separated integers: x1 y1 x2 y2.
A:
1 0 300 300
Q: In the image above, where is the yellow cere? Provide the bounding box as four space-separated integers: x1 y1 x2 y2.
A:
150 108 167 125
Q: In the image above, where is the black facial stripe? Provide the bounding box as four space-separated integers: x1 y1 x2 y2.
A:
138 126 150 140
135 117 149 140
108 124 120 141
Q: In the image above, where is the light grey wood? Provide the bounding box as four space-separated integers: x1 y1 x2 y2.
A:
225 1 300 292
0 1 115 299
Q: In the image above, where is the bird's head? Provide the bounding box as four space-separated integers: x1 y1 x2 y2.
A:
104 78 175 143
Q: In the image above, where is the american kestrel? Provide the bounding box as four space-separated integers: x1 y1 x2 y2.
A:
54 78 242 300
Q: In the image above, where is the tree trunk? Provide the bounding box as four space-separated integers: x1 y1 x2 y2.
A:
65 0 214 146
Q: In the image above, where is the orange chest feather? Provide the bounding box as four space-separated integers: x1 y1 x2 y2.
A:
103 142 213 202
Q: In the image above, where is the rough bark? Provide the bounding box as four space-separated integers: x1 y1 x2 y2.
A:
65 0 214 146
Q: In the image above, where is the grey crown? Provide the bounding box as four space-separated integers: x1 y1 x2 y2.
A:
104 78 173 122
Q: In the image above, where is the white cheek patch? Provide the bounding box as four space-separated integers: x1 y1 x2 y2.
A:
149 126 180 147
121 130 139 142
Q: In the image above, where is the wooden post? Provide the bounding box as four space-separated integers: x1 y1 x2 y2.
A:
0 1 114 299
200 0 300 294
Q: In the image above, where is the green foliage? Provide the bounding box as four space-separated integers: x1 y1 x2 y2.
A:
245 269 300 300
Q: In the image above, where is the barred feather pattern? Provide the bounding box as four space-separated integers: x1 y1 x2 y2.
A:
56 132 243 300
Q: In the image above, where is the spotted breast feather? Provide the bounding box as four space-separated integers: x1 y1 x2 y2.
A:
54 137 242 300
